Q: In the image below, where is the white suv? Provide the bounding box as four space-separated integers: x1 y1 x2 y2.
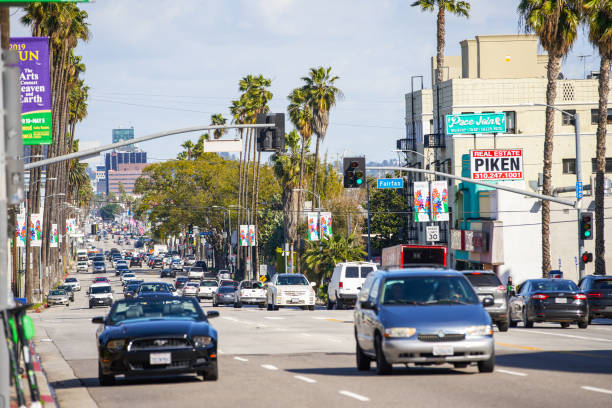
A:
77 261 88 272
327 262 377 310
266 273 316 311
88 283 113 309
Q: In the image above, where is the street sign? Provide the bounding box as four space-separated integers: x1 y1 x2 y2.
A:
426 226 440 242
199 231 213 236
576 182 583 199
377 178 404 189
445 113 506 135
470 149 523 180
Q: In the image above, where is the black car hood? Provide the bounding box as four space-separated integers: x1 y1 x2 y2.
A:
101 318 216 344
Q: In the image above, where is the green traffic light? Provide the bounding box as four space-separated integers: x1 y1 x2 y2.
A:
356 178 363 185
584 231 591 237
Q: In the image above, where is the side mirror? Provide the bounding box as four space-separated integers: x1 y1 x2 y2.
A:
310 282 316 287
482 297 494 307
206 311 219 319
361 300 377 312
91 316 104 324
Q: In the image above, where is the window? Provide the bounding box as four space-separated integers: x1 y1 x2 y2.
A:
562 110 576 126
591 158 612 173
368 278 382 303
591 108 612 124
504 111 516 134
344 267 359 278
360 266 375 278
562 159 576 174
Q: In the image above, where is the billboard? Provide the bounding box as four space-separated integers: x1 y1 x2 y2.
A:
16 213 26 248
413 181 430 222
470 149 523 180
320 212 332 239
307 212 319 241
10 37 52 145
50 223 58 248
430 180 449 222
445 113 506 135
30 213 42 247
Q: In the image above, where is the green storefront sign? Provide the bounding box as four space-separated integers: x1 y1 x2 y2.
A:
445 113 507 135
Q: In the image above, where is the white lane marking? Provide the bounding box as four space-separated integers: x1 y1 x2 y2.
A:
496 369 527 377
527 330 612 342
39 338 53 342
261 364 278 371
313 317 330 320
339 390 370 402
294 375 317 384
264 316 285 320
581 386 612 395
221 316 241 322
234 357 248 362
301 333 312 337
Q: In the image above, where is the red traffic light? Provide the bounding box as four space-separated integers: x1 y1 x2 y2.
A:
351 161 359 168
582 252 593 263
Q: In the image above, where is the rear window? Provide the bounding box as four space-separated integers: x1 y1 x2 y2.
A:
464 273 501 287
593 279 612 290
361 267 374 278
345 267 359 278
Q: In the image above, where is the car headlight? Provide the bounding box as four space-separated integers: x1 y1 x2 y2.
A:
384 327 417 338
465 325 493 336
106 339 125 352
193 336 213 347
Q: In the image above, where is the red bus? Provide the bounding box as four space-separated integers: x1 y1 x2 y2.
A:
381 244 447 269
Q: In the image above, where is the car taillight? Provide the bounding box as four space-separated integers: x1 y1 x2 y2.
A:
587 292 603 298
496 285 506 292
531 293 548 300
339 282 343 288
573 294 587 300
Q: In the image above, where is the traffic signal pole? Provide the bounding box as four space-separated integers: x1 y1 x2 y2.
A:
574 113 585 280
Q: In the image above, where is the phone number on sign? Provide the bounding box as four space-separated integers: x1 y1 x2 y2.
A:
473 172 523 180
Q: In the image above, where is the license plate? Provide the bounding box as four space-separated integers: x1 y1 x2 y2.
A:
291 297 300 303
150 352 171 365
432 344 454 356
555 298 567 304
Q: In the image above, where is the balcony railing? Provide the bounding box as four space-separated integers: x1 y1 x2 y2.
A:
423 133 446 148
396 137 416 152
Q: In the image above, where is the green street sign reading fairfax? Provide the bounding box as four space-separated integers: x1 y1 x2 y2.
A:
445 113 506 135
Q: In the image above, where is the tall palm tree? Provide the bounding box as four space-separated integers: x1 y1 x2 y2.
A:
301 66 343 199
518 0 582 276
211 113 227 139
288 87 313 220
584 0 612 275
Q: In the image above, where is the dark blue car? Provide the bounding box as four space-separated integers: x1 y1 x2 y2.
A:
92 296 219 385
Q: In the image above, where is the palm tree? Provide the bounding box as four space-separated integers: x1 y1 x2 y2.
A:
584 0 612 275
301 67 343 198
211 113 227 139
518 0 582 276
304 233 366 282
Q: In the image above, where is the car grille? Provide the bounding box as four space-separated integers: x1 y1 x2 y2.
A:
128 338 191 351
283 291 306 297
129 360 190 370
418 333 465 342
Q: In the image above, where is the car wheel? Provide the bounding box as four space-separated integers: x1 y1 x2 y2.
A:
98 363 115 386
578 319 588 329
201 363 218 381
522 308 533 328
497 319 509 332
477 354 495 373
560 322 570 328
374 333 392 375
356 340 371 371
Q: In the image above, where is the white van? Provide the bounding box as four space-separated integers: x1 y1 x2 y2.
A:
326 262 377 310
76 249 88 263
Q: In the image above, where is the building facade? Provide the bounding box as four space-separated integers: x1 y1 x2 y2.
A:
104 150 147 194
404 34 612 284
107 163 148 195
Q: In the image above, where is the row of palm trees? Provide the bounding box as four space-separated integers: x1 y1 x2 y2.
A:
20 3 91 301
413 0 611 276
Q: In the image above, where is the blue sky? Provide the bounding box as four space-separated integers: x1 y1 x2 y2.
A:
9 0 600 168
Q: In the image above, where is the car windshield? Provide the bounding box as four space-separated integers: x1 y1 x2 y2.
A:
277 275 309 286
91 286 111 294
123 274 135 278
220 281 236 286
94 262 105 267
218 287 235 293
531 280 579 292
593 279 612 290
139 283 171 293
241 281 263 289
380 276 479 305
58 285 71 291
187 283 199 287
65 278 77 282
50 290 66 296
108 298 204 324
126 284 140 291
201 281 218 287
464 273 501 287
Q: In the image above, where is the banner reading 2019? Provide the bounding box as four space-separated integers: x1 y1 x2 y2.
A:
10 37 52 145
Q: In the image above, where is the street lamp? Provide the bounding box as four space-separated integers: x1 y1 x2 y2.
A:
530 102 584 279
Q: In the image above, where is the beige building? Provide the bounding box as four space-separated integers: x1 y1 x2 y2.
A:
404 34 612 283
107 163 148 195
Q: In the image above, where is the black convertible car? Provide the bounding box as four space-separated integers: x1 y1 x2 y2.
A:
92 295 219 385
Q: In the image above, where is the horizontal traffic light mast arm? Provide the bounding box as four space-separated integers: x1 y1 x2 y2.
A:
24 124 274 171
368 166 576 208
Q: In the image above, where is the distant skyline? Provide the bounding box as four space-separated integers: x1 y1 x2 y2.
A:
9 0 602 169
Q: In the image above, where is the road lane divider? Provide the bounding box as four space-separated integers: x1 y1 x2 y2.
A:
234 357 248 362
526 330 612 342
581 386 612 395
261 364 279 370
496 369 527 377
495 341 543 351
339 390 370 402
294 375 317 384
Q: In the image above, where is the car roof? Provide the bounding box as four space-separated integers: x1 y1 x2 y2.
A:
90 282 111 287
371 268 462 279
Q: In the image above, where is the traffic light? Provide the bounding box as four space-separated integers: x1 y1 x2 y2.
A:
343 157 366 188
582 252 593 264
256 113 285 152
580 212 593 240
188 224 193 235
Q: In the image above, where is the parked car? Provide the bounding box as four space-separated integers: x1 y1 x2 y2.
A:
47 289 70 307
212 286 237 307
579 275 612 323
327 262 377 310
509 279 588 328
182 282 200 297
235 280 266 308
461 271 509 332
198 279 219 301
64 277 81 291
266 274 316 311
175 276 189 290
77 261 88 272
57 285 75 302
88 283 113 309
92 296 219 385
160 268 176 278
354 269 495 375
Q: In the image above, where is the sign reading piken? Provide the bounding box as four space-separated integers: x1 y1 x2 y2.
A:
470 149 523 180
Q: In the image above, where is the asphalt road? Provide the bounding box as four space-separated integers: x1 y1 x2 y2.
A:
31 240 612 408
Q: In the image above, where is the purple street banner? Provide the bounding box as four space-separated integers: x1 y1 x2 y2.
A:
10 37 52 145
